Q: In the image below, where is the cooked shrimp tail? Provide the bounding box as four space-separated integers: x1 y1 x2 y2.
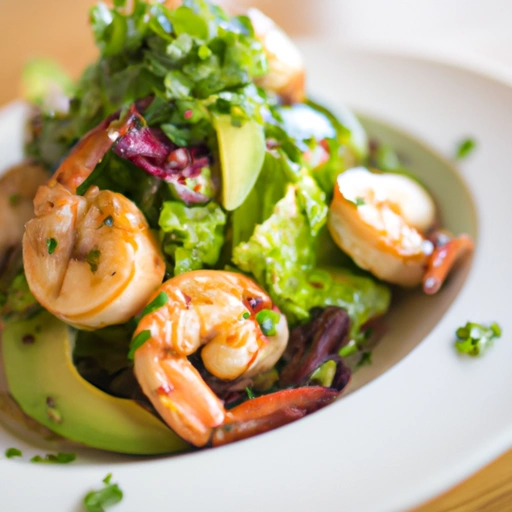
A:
134 270 339 447
212 387 339 447
48 105 143 193
423 234 474 294
23 106 165 329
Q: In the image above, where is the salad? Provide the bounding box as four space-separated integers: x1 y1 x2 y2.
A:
0 0 472 453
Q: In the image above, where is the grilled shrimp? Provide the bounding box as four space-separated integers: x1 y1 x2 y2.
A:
23 109 166 329
328 167 473 292
248 8 305 104
133 270 339 447
0 163 47 264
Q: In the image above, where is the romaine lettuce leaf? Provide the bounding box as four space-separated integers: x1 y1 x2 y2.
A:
233 186 390 331
159 200 226 275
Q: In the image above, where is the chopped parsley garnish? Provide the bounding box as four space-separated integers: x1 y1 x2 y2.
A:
9 194 21 207
46 238 57 254
103 215 114 227
242 311 250 319
141 292 169 317
255 309 280 336
455 138 477 160
245 387 255 399
128 330 151 360
5 448 22 458
30 452 76 464
455 321 502 356
84 473 123 512
86 249 101 273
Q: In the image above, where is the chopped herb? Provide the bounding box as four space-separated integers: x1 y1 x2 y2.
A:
103 216 114 227
357 351 372 367
339 339 358 358
245 387 255 399
5 448 22 458
242 311 250 319
86 249 101 273
84 473 123 512
347 197 366 207
141 292 168 318
455 138 477 160
127 330 151 360
30 452 76 464
255 309 281 336
9 194 21 206
455 321 502 356
46 238 57 254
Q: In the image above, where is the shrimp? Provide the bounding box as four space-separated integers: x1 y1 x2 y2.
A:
0 163 48 264
133 270 339 447
22 108 166 329
248 8 305 104
328 167 473 291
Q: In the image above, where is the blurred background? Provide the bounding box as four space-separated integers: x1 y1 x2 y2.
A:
1 1 512 510
2 0 512 105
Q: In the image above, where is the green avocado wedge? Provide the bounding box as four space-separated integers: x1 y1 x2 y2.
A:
213 115 266 211
2 311 190 455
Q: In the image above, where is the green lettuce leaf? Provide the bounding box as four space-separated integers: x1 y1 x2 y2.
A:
276 101 369 198
28 0 268 167
232 186 390 331
159 200 226 275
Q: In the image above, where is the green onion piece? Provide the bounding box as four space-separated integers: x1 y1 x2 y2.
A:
455 138 477 160
245 387 255 399
309 360 337 387
128 330 151 360
46 238 57 254
30 452 76 464
455 321 502 356
255 309 281 336
5 448 22 458
242 311 250 319
84 473 123 512
141 292 169 318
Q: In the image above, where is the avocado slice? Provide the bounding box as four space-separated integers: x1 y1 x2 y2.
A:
2 311 190 455
213 115 265 211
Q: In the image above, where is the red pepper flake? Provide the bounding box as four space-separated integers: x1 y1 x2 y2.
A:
156 384 174 396
182 293 192 308
184 110 193 120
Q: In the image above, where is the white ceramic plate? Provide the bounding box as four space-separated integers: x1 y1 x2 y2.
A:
1 44 512 512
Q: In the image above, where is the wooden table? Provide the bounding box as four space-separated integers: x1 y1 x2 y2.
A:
1 1 511 510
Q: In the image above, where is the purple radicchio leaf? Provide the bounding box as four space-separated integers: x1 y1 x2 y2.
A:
113 123 214 205
279 306 351 392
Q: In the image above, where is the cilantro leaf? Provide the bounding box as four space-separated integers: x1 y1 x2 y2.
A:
455 321 502 356
84 474 123 512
